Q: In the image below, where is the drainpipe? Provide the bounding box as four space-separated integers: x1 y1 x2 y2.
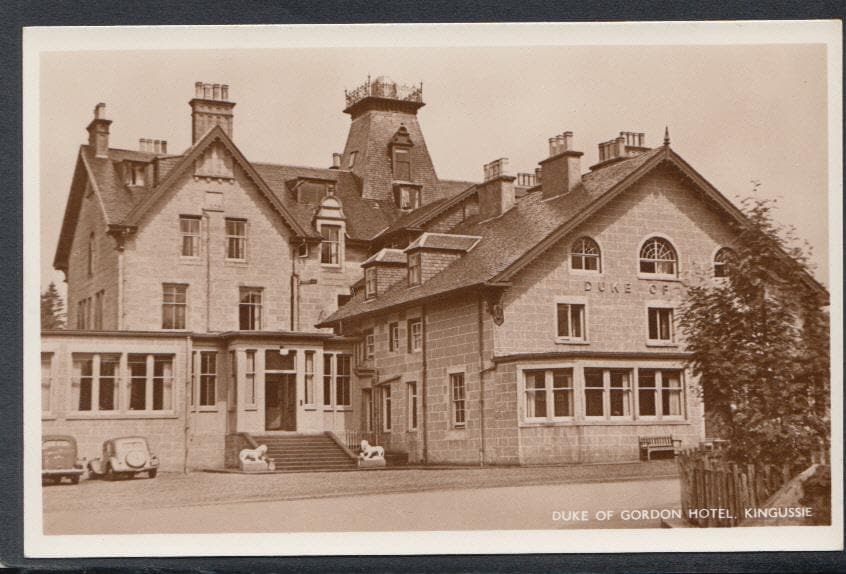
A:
204 212 211 332
183 336 191 474
290 244 298 331
477 297 487 466
117 249 124 329
421 303 429 464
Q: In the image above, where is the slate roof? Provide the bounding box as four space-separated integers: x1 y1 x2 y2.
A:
319 147 667 324
362 248 407 266
81 145 165 223
376 181 477 238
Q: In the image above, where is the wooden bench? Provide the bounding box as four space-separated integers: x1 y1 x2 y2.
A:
638 435 682 461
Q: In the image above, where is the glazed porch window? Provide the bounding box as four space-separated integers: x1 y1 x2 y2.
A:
647 307 674 343
383 386 392 431
245 350 256 407
639 237 677 276
450 373 466 428
239 287 262 330
524 368 574 420
304 351 315 406
556 303 586 341
162 284 187 329
199 351 217 407
336 355 351 407
323 354 333 406
225 218 247 260
320 224 341 265
180 215 201 257
571 237 601 271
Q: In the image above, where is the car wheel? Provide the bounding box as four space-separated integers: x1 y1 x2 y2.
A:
105 463 114 481
70 475 80 485
148 468 158 479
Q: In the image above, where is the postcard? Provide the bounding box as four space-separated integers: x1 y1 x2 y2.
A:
22 21 842 557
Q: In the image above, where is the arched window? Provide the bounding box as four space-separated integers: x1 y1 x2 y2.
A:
571 237 601 272
639 237 677 276
713 247 735 278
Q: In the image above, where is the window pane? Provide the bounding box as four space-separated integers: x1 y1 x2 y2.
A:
557 304 570 337
552 369 573 417
129 354 147 410
584 369 604 417
99 355 119 411
245 350 256 405
73 356 93 411
525 371 546 418
323 354 333 406
609 370 631 417
571 305 583 338
662 371 683 416
41 354 52 412
638 370 657 416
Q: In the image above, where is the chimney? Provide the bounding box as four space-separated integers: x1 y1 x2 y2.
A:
138 139 168 154
86 103 112 158
189 81 236 143
592 131 648 170
539 131 583 199
478 158 516 220
331 152 342 169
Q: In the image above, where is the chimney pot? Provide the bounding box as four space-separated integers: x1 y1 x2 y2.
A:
221 85 229 100
94 103 106 120
161 140 168 154
191 81 235 143
203 83 212 99
212 84 221 100
332 153 342 169
195 82 203 98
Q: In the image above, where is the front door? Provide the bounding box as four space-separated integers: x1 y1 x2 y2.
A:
265 373 296 431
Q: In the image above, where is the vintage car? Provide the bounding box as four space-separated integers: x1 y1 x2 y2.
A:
88 436 159 479
42 435 85 485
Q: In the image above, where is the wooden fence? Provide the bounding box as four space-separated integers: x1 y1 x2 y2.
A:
678 449 793 527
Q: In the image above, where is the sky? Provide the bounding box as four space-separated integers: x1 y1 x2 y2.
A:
38 41 831 295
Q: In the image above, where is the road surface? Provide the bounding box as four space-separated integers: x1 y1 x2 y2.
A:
45 477 679 534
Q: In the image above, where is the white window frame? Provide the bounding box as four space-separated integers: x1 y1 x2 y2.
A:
636 368 685 420
322 353 334 409
521 367 575 422
335 354 352 409
555 297 588 343
225 218 248 261
713 246 735 280
408 252 421 285
449 372 466 429
319 224 342 267
162 283 187 330
180 215 201 258
407 381 418 431
304 350 316 407
583 368 633 420
570 236 602 274
94 290 104 330
382 385 392 432
389 322 400 352
239 287 263 331
244 349 257 409
365 267 377 299
198 351 217 409
72 353 121 413
408 318 423 352
637 234 679 279
646 302 676 346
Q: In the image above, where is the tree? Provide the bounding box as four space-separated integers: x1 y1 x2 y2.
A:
41 282 66 329
679 192 829 466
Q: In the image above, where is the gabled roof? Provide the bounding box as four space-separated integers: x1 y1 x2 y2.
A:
362 248 407 266
122 126 311 238
320 144 826 326
375 180 477 239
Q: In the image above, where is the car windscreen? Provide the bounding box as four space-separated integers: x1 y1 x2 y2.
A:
116 440 146 450
43 440 72 448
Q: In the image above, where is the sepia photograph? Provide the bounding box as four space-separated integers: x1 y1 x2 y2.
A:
23 21 842 557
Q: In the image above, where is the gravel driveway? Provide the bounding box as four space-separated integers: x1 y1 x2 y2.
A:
43 460 677 513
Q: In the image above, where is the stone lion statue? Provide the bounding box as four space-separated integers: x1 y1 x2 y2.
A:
359 440 385 460
239 444 268 463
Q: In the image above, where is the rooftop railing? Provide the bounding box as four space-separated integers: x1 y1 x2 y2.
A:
344 76 424 108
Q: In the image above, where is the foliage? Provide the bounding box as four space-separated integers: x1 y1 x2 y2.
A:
679 191 829 466
41 282 66 329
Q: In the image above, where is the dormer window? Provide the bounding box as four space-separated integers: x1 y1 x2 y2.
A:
125 162 146 186
365 267 377 299
393 148 411 181
408 252 421 285
394 185 421 211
